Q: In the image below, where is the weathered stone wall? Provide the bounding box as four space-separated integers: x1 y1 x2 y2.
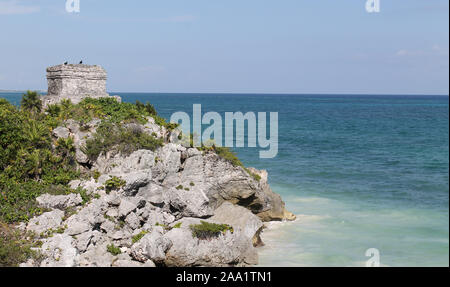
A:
43 64 109 106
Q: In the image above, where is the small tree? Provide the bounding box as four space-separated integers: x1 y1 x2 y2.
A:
20 91 42 114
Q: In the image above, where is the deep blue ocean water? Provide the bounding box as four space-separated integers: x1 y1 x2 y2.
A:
2 92 449 266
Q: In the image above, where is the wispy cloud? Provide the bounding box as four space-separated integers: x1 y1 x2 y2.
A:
0 0 40 15
396 45 449 57
396 49 422 57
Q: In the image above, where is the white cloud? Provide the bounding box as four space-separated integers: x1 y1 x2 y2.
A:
396 45 448 57
396 49 422 57
0 0 40 15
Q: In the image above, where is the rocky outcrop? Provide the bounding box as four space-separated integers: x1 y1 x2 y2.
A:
36 194 82 210
210 202 264 247
163 204 262 267
19 113 295 267
26 210 65 235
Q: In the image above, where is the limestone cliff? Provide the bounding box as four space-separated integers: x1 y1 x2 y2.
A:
19 107 295 267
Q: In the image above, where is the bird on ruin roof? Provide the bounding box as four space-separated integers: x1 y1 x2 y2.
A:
79 60 83 64
64 62 68 65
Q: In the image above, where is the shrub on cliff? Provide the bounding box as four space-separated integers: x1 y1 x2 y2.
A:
45 97 177 130
20 90 42 114
213 146 243 167
135 100 157 116
106 244 122 256
105 176 126 193
0 99 25 170
0 96 79 224
82 121 164 161
212 146 261 181
0 223 41 267
189 221 234 240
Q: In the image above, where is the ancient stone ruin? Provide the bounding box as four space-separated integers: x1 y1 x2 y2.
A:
42 64 110 106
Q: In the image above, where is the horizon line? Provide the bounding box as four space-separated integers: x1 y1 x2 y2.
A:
110 91 450 97
1 90 449 97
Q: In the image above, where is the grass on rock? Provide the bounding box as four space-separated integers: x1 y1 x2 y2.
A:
189 221 234 240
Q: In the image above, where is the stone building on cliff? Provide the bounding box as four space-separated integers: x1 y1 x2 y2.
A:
42 64 115 106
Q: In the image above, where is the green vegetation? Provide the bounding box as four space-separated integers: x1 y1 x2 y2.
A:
213 147 261 181
175 184 190 191
63 207 78 221
46 97 154 125
39 225 67 238
103 213 115 222
106 244 122 256
82 121 164 161
115 219 126 230
245 169 261 181
155 222 182 231
0 93 174 266
135 100 157 116
104 176 126 193
155 222 171 230
0 92 256 266
0 223 41 267
0 95 83 223
77 187 92 205
155 222 182 230
213 146 243 167
131 230 149 244
20 90 42 114
92 170 101 182
189 221 234 240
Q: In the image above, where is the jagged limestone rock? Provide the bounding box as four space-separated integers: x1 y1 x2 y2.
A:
209 202 264 246
65 199 108 235
26 210 65 235
78 242 114 267
130 229 172 263
36 193 82 210
164 218 258 267
52 126 70 139
39 234 78 267
165 187 214 218
118 199 137 218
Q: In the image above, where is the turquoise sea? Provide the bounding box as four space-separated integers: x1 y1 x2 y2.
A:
2 92 449 267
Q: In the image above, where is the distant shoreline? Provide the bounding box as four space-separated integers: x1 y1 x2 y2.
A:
0 90 46 93
0 91 448 97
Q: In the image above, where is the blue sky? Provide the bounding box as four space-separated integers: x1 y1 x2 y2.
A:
0 0 448 94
